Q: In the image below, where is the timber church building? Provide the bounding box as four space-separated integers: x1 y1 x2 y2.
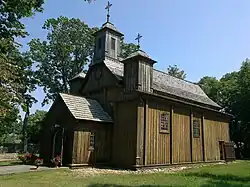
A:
40 3 231 169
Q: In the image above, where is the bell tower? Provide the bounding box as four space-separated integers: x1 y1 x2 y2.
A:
92 1 124 65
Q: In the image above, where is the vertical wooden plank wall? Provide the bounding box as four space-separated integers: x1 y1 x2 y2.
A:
138 61 153 92
136 99 145 166
204 116 230 161
172 108 191 163
136 98 231 167
72 131 91 164
146 101 170 165
95 127 112 163
124 62 138 92
192 112 203 162
112 100 137 168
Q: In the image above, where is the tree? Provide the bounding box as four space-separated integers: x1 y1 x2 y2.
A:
27 110 47 144
198 59 250 158
28 16 97 105
18 53 37 152
0 0 44 41
120 39 138 59
0 49 21 119
0 106 22 144
0 0 44 118
167 65 186 80
198 76 221 104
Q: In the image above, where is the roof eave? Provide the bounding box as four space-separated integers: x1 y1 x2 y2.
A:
137 90 232 117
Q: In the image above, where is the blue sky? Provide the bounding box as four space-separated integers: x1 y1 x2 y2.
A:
18 0 250 114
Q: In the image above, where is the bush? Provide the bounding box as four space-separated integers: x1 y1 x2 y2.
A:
50 155 61 167
34 158 43 168
18 153 38 165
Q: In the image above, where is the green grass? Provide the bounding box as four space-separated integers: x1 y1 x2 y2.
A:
0 161 250 187
0 160 21 166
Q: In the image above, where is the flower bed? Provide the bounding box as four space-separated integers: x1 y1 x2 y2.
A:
17 153 43 169
50 155 61 167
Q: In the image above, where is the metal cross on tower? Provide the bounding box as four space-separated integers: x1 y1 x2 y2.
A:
105 1 112 22
135 33 142 49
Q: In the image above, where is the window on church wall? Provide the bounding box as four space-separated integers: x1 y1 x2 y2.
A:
160 112 170 133
89 132 95 149
111 37 116 50
193 119 200 138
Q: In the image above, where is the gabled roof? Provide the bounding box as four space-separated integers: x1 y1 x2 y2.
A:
59 93 113 123
104 59 221 109
94 22 124 37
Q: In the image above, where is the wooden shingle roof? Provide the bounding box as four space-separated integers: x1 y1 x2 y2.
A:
60 93 113 123
104 59 221 109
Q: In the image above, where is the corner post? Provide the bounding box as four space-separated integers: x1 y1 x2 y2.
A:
170 105 174 164
201 113 206 162
190 109 193 163
143 99 148 166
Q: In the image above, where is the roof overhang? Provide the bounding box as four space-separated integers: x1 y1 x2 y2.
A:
137 90 233 118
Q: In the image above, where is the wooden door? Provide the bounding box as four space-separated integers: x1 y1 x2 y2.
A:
219 141 225 160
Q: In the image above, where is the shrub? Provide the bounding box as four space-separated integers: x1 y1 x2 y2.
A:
18 153 38 165
50 155 61 167
34 158 43 168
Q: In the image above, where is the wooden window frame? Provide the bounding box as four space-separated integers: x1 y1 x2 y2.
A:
111 37 116 50
159 112 170 134
193 119 200 138
89 132 95 149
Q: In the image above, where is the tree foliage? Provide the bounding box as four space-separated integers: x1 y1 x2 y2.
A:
120 38 138 59
0 0 44 119
0 0 44 40
27 110 47 144
0 50 21 119
28 16 97 105
198 76 221 104
167 65 186 80
198 59 250 158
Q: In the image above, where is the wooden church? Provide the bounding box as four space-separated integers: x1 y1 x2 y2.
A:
40 5 232 169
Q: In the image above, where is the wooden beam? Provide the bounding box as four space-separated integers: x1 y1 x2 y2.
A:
190 108 193 163
136 99 144 166
170 105 173 164
201 113 206 162
143 99 148 166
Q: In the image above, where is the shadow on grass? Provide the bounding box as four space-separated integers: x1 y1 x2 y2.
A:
184 172 250 183
88 184 185 187
201 180 250 187
88 180 250 187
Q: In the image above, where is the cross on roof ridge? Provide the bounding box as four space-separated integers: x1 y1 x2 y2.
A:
105 1 112 22
135 33 142 49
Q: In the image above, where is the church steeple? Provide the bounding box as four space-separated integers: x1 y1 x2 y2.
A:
92 1 124 65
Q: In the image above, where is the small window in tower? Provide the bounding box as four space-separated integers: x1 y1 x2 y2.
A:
111 37 116 50
98 38 102 50
160 112 170 133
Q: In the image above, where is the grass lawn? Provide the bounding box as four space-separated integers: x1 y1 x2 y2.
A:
0 160 21 166
0 161 250 187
